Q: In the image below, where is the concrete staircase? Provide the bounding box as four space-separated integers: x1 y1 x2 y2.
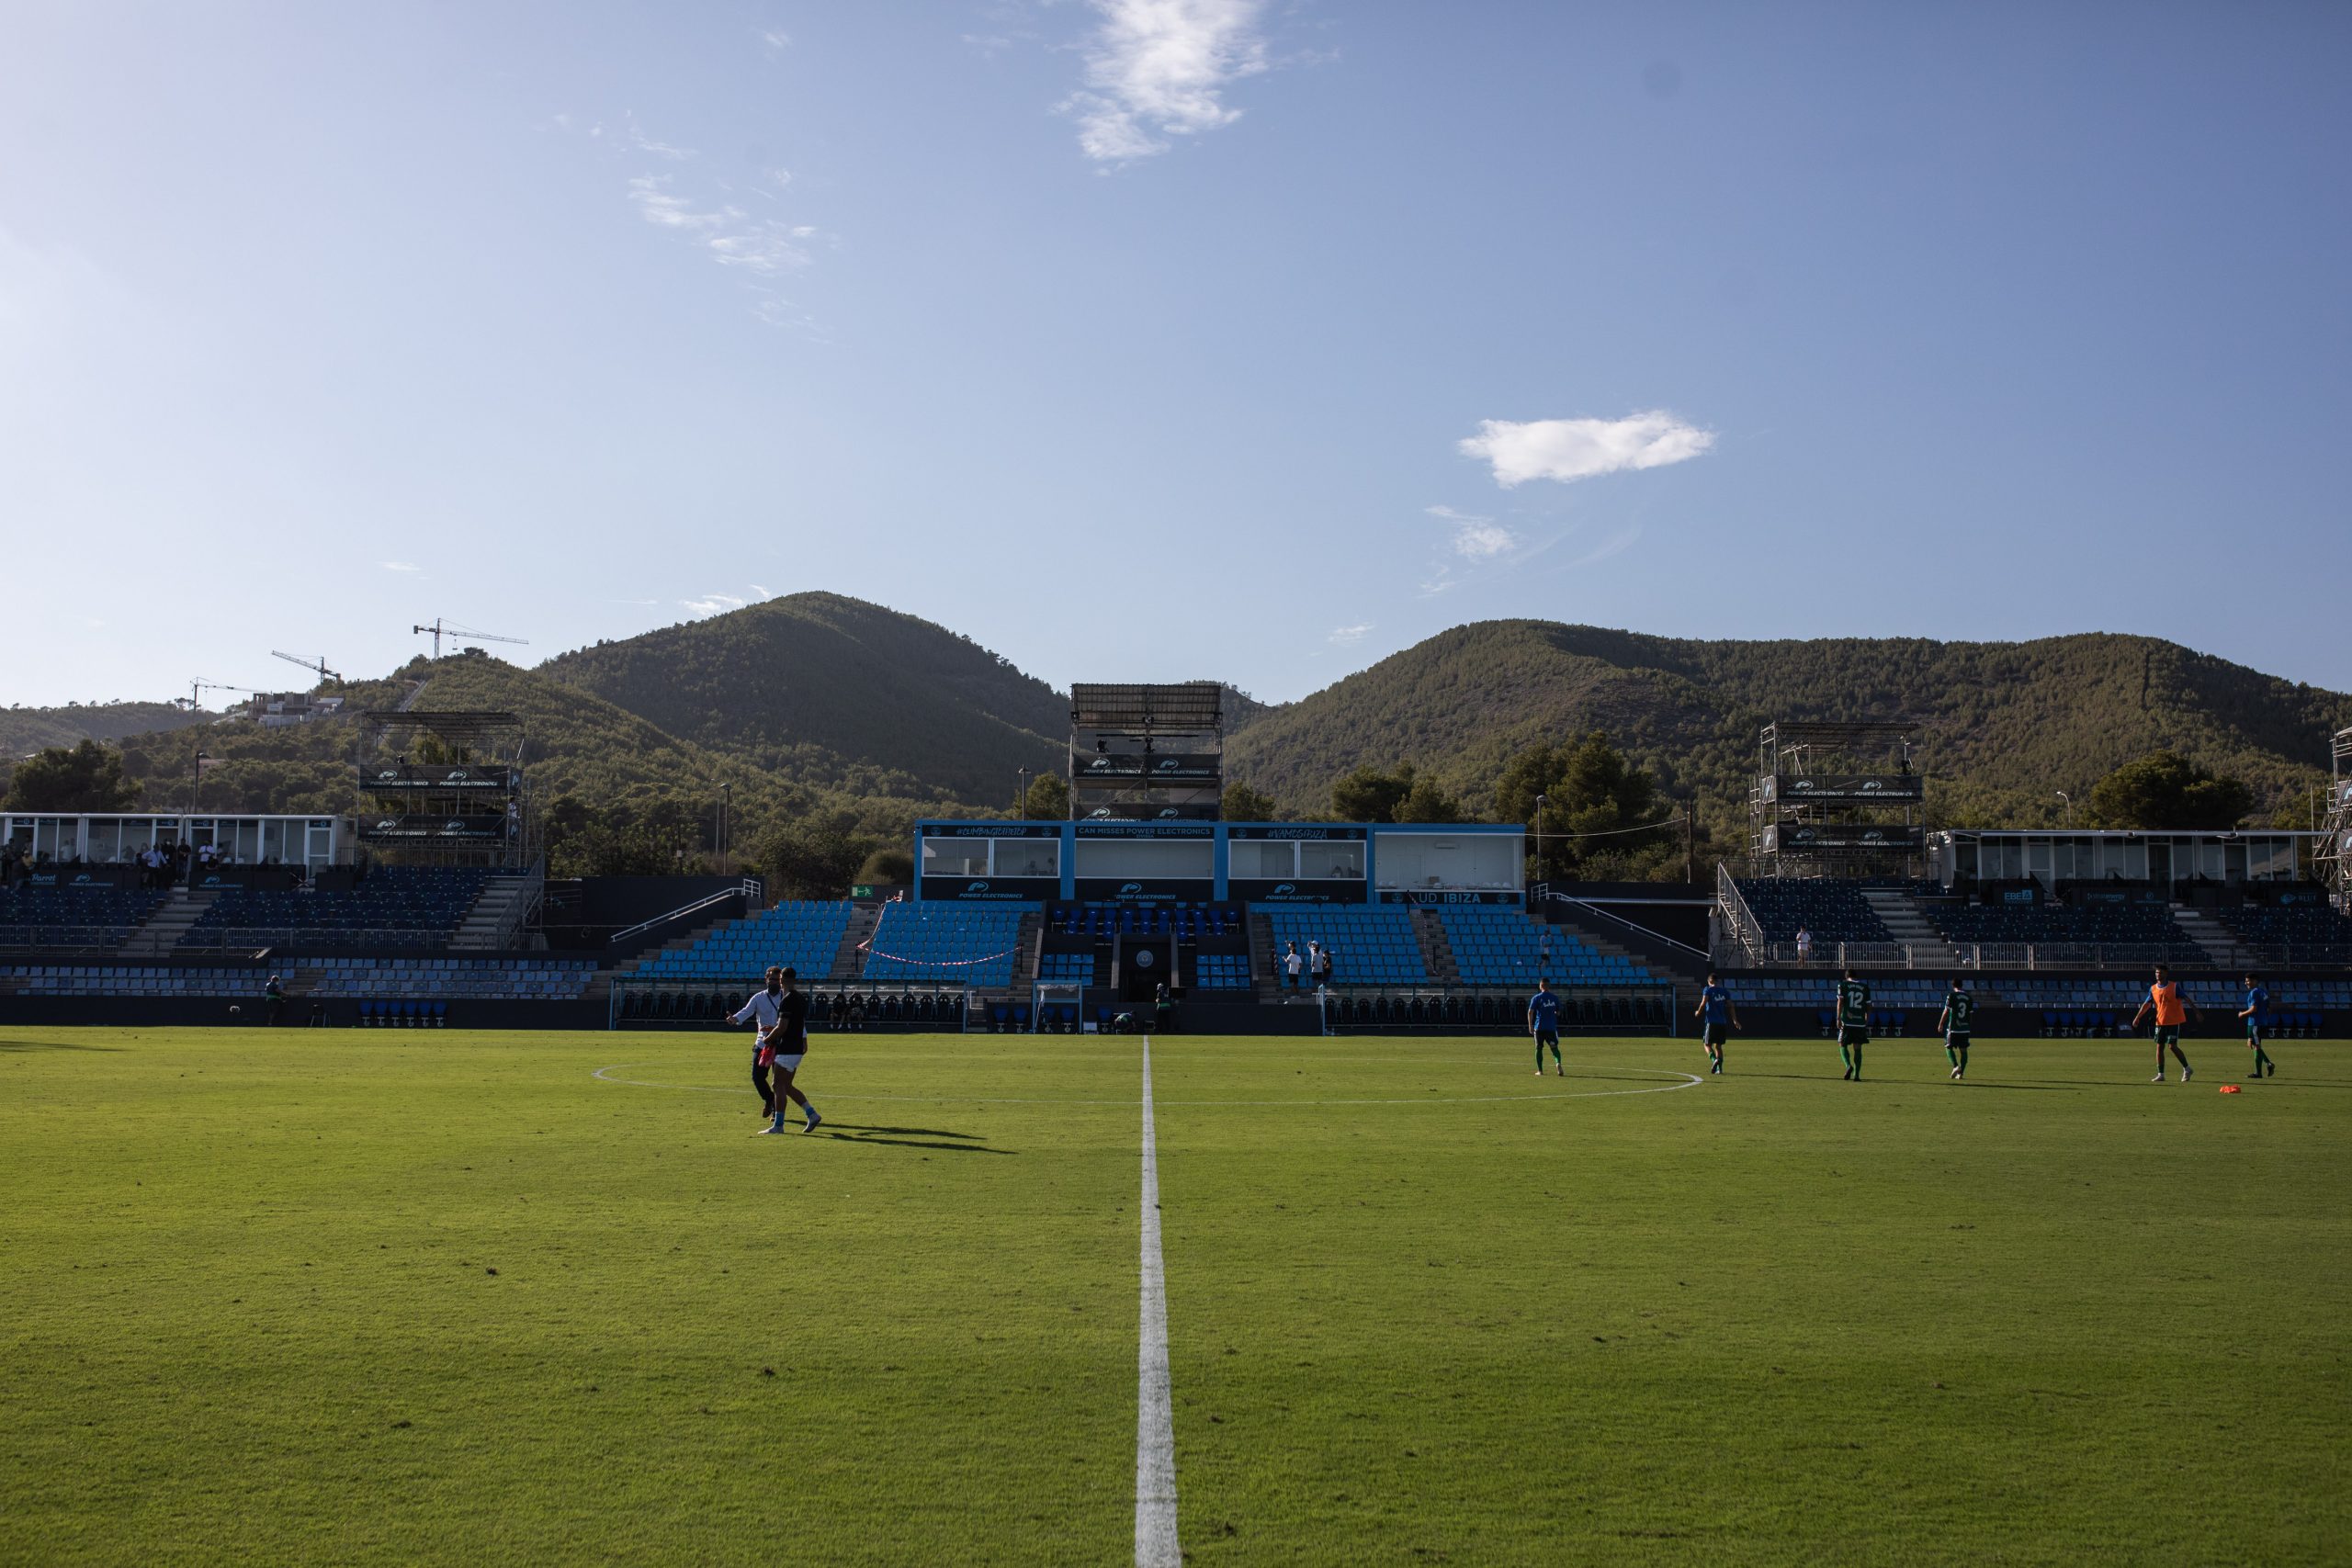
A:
1861 887 1960 965
1407 909 1460 985
121 889 215 958
2169 907 2244 966
829 905 883 982
1007 910 1043 996
1247 911 1283 1001
450 874 537 952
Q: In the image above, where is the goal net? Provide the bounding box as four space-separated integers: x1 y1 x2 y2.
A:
1033 982 1084 1033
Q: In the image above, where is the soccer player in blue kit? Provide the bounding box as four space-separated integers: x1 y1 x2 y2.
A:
1691 972 1738 1074
2238 973 2278 1080
1529 977 1564 1076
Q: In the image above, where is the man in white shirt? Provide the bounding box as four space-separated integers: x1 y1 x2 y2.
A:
729 965 820 1134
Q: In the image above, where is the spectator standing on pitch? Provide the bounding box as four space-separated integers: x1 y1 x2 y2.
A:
1283 942 1304 992
1835 966 1871 1080
1937 977 1975 1080
2132 965 2198 1082
1154 981 1175 1033
264 974 286 1027
730 965 820 1134
2237 974 2277 1080
1692 972 1737 1075
1528 976 1564 1076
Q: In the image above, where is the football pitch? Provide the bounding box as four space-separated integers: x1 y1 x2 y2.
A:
3 1027 2346 1566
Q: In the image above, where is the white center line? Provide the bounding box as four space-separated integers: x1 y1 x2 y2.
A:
1136 1034 1180 1568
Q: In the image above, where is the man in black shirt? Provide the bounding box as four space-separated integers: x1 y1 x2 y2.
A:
729 965 820 1134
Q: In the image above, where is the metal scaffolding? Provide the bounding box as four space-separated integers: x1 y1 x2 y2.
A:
1748 719 1926 879
2320 727 2352 916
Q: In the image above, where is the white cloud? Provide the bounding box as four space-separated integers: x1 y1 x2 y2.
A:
1426 504 1517 561
749 583 774 599
1064 0 1268 164
379 560 420 573
1559 525 1644 570
1458 411 1715 488
628 175 726 231
1327 623 1373 647
680 593 749 619
759 28 792 51
629 177 815 276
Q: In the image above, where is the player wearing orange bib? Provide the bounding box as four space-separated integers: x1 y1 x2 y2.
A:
2129 965 2199 1083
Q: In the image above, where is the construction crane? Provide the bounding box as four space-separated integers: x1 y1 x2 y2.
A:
272 650 343 686
413 618 527 659
177 678 253 713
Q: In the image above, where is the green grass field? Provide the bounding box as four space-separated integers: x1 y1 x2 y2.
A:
3 1025 2346 1566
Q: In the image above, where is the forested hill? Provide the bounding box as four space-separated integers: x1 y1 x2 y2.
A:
2 701 211 759
1222 623 2350 829
537 592 1067 804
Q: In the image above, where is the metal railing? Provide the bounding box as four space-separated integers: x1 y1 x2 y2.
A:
1715 863 1766 962
607 877 764 949
608 977 967 1031
1724 938 2343 971
1538 886 1711 961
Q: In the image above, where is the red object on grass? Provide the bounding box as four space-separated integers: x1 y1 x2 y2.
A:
2219 1084 2243 1094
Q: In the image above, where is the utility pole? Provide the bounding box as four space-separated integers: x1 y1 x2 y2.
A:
1018 767 1032 820
1684 801 1695 885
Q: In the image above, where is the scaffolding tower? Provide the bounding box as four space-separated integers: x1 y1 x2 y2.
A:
2320 727 2352 916
1748 719 1926 878
355 709 535 867
1068 682 1225 821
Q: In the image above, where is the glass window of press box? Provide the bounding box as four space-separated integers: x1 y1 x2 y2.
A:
1073 838 1215 881
1229 840 1364 880
1949 833 2301 890
1372 831 1521 890
921 837 1060 879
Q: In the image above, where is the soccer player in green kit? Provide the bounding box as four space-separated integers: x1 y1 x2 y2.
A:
1835 966 1871 1080
1937 976 1976 1080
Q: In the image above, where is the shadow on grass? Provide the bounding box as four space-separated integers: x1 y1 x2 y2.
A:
0 1039 127 1053
820 1123 1015 1155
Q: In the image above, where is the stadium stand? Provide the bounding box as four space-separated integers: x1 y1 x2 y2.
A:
632 901 854 984
296 956 595 1000
1053 905 1238 939
3 963 261 998
1438 907 1652 987
861 902 1031 987
182 866 492 952
1259 908 1427 986
1038 952 1099 987
2211 900 2352 960
0 885 164 948
1189 953 1252 990
1735 879 1893 943
1925 902 2199 957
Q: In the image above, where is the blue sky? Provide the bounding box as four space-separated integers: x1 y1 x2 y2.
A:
5 1 2347 712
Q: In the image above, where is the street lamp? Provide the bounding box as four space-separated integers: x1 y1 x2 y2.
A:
718 783 731 876
2054 790 2072 827
1534 793 1547 888
1018 767 1032 820
193 752 209 814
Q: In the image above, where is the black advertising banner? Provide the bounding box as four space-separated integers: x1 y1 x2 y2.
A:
1763 824 1924 852
364 764 517 792
1075 818 1216 835
919 875 1061 902
1072 753 1220 783
1073 877 1217 904
1375 888 1525 907
1078 804 1221 824
924 822 1065 839
1764 774 1924 805
23 866 141 890
357 815 511 841
1225 825 1368 840
1227 877 1366 905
